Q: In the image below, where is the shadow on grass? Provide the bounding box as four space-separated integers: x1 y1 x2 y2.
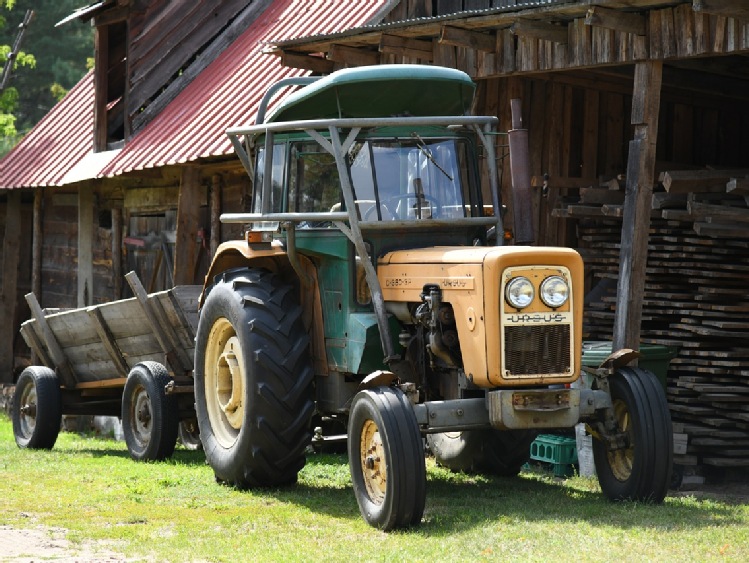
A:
266 452 744 534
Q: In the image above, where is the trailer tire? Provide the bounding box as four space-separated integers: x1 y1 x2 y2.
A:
12 366 62 450
349 387 426 531
428 429 535 477
121 362 179 461
194 268 314 488
593 366 672 503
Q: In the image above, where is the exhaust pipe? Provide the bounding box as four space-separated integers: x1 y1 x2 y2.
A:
508 99 535 245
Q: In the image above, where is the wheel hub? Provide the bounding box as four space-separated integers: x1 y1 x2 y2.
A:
360 420 386 505
204 317 245 448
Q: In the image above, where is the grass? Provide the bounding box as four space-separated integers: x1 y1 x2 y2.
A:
1 415 748 562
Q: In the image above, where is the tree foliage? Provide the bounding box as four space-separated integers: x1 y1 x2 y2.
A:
1 0 92 146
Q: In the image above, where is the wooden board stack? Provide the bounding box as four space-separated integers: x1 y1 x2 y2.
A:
557 168 749 469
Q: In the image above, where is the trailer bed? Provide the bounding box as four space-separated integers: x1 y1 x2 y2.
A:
20 278 200 389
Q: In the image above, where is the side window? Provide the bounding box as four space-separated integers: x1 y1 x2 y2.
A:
288 142 340 213
253 143 286 213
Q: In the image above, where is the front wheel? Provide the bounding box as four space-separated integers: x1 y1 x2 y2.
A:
121 362 179 461
593 367 672 503
12 366 62 449
194 268 314 488
348 387 426 531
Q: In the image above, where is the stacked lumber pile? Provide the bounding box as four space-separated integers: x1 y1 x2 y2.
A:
556 168 749 469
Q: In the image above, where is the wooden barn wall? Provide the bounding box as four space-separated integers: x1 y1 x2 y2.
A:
0 194 33 380
477 75 749 246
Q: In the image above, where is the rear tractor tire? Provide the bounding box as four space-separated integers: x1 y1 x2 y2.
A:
593 366 672 503
12 366 62 450
121 362 179 461
194 268 315 488
348 387 426 531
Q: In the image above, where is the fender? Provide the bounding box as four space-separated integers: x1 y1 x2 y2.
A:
199 239 289 308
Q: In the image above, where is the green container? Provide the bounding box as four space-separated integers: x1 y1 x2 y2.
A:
581 341 676 390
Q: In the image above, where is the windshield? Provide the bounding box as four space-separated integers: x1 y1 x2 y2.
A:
258 135 478 223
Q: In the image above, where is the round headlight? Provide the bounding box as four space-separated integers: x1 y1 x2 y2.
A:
540 275 569 308
505 277 534 309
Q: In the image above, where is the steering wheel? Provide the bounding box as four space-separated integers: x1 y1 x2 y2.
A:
385 192 442 219
363 202 395 221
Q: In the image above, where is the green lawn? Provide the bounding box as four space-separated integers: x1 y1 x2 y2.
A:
1 415 747 562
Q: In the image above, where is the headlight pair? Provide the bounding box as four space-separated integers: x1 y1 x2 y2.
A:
505 275 569 309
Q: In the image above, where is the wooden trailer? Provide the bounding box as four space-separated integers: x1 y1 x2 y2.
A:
12 271 201 461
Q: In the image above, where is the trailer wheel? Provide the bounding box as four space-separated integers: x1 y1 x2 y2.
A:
121 362 179 461
194 268 314 488
428 429 535 476
348 387 426 531
593 366 672 503
12 366 62 450
178 420 203 451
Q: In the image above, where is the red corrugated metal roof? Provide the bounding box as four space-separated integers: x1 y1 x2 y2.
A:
0 0 387 189
0 70 94 189
102 0 387 177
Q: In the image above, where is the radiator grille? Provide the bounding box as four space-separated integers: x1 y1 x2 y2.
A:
503 324 571 377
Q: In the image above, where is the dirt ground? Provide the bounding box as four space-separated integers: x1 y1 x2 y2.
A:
0 525 131 562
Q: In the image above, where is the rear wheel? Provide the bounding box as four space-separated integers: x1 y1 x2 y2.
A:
593 367 672 502
194 268 314 488
12 366 62 450
121 362 179 461
348 387 426 530
428 429 535 476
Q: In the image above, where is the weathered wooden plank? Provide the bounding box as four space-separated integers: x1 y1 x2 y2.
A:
439 25 496 51
24 293 77 388
585 6 646 36
125 272 192 375
379 34 434 61
662 169 749 193
613 61 662 352
86 307 129 377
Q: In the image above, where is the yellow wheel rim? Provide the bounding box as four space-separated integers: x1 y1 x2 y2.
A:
204 317 246 448
360 419 386 505
606 399 634 482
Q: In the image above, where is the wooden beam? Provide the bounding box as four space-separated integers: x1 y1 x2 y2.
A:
661 169 749 193
210 174 221 260
439 25 496 51
327 44 380 66
280 51 334 73
112 207 123 300
124 272 191 375
613 61 663 352
693 0 749 19
77 187 94 308
174 166 203 286
86 306 129 377
379 34 434 61
511 20 568 44
25 292 78 388
0 191 22 383
726 177 749 195
32 188 42 300
585 6 646 36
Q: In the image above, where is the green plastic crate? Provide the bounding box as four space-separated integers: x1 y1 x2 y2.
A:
529 434 578 477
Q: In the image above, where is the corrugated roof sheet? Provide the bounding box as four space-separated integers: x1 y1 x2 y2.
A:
0 70 94 189
0 0 387 189
103 0 387 177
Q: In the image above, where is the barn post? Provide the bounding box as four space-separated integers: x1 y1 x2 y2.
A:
78 184 94 307
612 61 663 351
174 165 203 286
